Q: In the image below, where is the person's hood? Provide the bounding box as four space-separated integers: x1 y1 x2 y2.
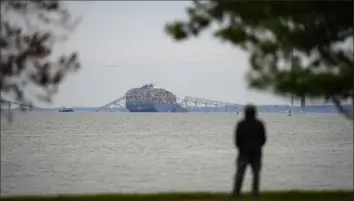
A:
244 106 256 120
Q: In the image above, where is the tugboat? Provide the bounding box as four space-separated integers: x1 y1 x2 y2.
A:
58 107 74 112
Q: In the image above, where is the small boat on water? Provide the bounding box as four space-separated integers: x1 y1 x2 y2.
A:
58 107 74 112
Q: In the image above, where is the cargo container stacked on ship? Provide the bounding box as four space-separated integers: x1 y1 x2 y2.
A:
125 84 185 112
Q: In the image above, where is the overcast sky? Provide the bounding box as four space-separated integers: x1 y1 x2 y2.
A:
49 1 292 107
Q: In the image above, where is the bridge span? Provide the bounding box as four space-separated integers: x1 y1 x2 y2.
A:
0 99 38 111
98 95 242 112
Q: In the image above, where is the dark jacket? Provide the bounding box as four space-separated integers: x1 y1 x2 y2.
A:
234 108 266 157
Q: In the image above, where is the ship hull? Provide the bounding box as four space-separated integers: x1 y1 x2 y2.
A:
126 104 186 112
58 108 74 112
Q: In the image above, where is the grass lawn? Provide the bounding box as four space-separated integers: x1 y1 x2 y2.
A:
0 191 352 201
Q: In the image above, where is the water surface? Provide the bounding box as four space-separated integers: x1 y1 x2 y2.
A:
1 113 353 196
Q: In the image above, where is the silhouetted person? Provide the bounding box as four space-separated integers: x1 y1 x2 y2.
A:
232 104 266 198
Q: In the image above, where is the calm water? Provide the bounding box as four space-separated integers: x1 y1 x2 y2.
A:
1 113 353 196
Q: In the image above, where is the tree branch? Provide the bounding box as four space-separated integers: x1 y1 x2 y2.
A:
331 96 353 119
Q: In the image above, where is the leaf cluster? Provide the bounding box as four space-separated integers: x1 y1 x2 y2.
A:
165 1 353 115
1 0 81 107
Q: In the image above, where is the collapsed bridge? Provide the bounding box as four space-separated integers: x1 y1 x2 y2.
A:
98 95 242 112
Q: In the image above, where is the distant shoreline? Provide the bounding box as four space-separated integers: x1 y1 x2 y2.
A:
2 105 351 114
2 104 352 111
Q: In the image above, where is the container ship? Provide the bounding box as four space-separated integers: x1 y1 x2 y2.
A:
58 107 74 112
125 83 186 112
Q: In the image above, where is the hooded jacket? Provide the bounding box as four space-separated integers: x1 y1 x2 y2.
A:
235 105 266 157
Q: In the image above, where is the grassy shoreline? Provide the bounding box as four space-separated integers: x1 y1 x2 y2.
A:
1 191 352 201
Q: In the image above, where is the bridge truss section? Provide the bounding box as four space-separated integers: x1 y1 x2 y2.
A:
178 96 242 112
0 100 36 112
98 96 128 112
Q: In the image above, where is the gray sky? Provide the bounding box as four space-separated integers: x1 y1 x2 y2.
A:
51 1 291 107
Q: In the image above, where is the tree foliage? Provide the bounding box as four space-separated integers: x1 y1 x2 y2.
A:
165 0 353 118
0 0 80 109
